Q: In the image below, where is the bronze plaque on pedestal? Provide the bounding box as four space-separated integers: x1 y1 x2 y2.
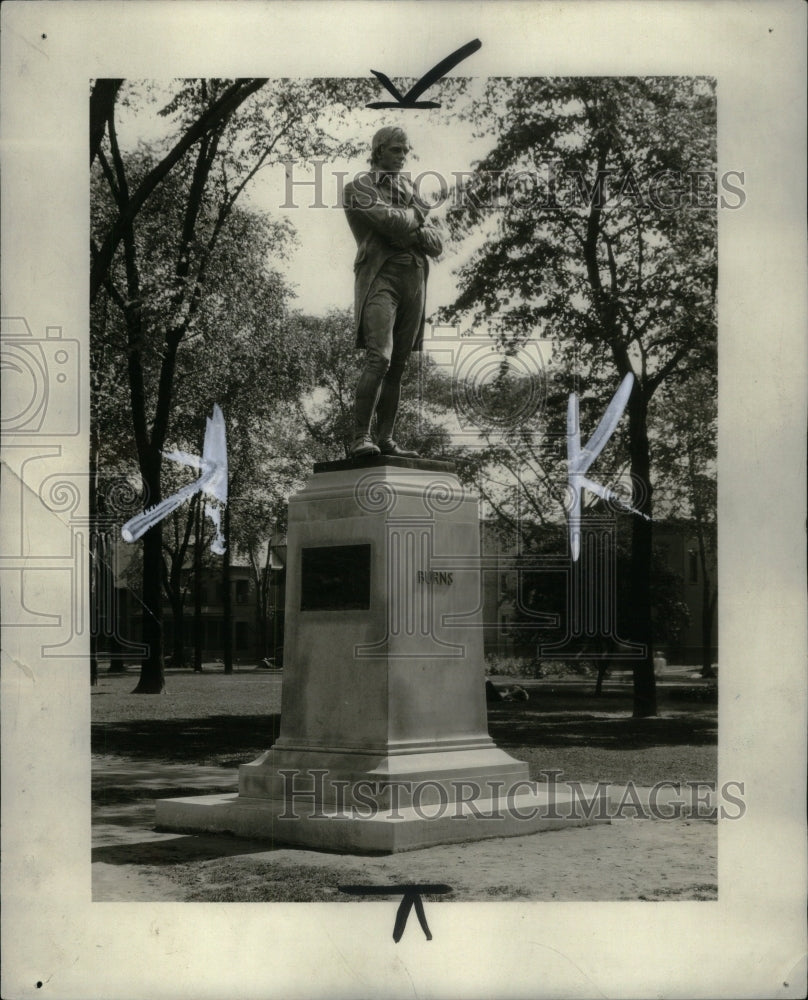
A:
300 544 371 611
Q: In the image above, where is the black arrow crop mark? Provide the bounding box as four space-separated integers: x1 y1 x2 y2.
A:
366 39 482 109
392 889 432 943
339 883 452 941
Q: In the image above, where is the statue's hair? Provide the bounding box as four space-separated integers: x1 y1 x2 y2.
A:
370 126 409 166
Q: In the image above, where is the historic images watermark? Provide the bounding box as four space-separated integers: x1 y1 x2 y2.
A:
276 768 745 822
280 162 746 212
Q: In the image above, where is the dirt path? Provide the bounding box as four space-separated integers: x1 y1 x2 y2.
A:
94 817 717 903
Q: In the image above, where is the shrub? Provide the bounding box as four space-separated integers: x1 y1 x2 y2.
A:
484 655 602 680
537 659 593 678
485 654 539 678
667 684 718 704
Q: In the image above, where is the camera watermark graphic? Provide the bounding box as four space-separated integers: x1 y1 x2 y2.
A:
0 309 154 658
0 459 149 658
422 324 549 443
0 464 150 659
1 318 80 437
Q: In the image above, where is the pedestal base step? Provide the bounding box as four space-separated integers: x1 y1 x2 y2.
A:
155 789 609 854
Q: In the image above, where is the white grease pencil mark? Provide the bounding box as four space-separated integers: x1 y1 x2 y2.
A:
567 373 650 561
121 405 228 554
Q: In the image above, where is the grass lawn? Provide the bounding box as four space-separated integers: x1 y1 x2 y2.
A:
92 667 717 785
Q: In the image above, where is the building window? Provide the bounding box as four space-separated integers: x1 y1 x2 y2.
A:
688 550 698 584
235 579 249 605
205 619 223 649
501 614 511 636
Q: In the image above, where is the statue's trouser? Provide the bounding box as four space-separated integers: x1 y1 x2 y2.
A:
354 259 425 442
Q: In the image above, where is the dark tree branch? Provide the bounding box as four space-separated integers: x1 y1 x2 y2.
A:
95 148 121 205
91 78 268 301
90 79 124 166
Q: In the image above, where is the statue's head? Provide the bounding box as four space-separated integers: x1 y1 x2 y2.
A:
371 126 410 172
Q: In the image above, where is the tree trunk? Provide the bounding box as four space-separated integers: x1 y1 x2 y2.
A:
132 457 165 693
626 387 657 717
132 523 165 692
256 604 268 662
193 496 203 672
221 501 233 673
170 590 185 668
694 523 717 678
701 581 717 678
89 79 124 165
586 173 657 717
164 510 194 670
254 539 272 661
594 663 608 697
629 521 656 716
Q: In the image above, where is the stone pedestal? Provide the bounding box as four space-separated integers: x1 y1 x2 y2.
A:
156 457 605 852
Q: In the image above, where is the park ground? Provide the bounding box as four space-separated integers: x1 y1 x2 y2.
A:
92 666 718 903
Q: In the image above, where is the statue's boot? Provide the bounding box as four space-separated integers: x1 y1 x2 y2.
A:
351 365 384 456
376 377 419 458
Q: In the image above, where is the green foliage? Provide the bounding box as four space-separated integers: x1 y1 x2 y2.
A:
651 365 717 525
441 78 718 714
444 77 717 369
90 78 380 688
442 75 718 490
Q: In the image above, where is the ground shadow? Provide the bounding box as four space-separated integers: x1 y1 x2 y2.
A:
93 713 281 765
92 831 283 867
93 695 716 764
487 704 717 749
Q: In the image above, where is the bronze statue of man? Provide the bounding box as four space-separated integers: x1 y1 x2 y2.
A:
342 126 442 458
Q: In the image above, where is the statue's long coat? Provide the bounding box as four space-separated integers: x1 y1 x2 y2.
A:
342 171 440 351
